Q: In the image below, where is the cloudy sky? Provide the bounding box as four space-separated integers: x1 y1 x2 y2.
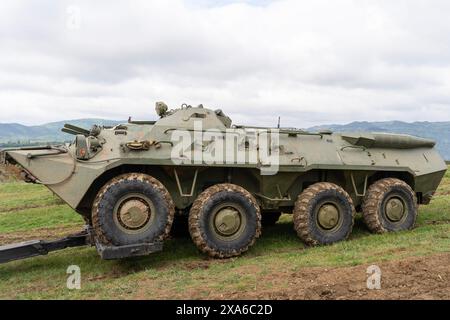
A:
1 0 450 127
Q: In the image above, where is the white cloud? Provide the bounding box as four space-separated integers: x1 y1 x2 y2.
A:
0 0 449 126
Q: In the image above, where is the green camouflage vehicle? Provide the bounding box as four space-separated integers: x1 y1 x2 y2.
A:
1 102 447 261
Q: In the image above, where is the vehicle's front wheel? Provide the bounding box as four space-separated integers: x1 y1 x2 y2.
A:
188 184 262 258
293 182 355 246
92 173 175 245
362 178 418 233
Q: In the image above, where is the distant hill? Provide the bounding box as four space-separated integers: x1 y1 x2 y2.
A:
308 121 450 160
0 119 449 160
0 119 123 145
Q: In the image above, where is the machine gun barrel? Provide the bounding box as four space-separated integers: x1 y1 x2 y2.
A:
64 124 90 136
62 128 84 136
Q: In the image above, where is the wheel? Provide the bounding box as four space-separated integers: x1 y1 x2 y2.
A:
262 212 282 227
188 183 262 258
293 182 355 246
362 178 418 233
92 173 175 245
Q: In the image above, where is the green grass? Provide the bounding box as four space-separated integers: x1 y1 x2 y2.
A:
0 183 83 233
0 169 449 299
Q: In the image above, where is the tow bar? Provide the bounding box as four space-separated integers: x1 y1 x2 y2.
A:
0 227 163 264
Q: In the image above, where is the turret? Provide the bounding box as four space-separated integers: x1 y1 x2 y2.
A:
153 102 232 130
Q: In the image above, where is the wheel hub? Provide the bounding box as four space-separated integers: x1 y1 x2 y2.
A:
385 197 405 222
317 204 340 230
118 198 151 230
214 207 242 236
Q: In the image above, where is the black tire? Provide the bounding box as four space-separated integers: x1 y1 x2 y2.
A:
92 173 175 245
262 212 282 227
293 182 355 246
362 178 418 233
188 183 262 258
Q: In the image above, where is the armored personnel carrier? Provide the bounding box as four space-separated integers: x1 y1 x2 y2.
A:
0 102 447 262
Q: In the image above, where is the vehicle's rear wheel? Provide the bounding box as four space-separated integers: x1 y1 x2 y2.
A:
293 182 355 246
262 212 282 227
188 184 261 258
362 178 418 233
92 173 175 245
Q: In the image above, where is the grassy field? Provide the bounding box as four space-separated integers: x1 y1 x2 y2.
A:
0 169 449 299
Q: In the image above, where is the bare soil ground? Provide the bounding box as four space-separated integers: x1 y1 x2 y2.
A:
0 164 21 183
202 253 450 300
0 225 84 245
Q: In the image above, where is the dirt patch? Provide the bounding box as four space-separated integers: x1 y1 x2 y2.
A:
0 164 22 183
0 225 85 245
180 261 212 271
136 253 450 300
424 219 450 226
206 253 450 300
1 202 65 213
